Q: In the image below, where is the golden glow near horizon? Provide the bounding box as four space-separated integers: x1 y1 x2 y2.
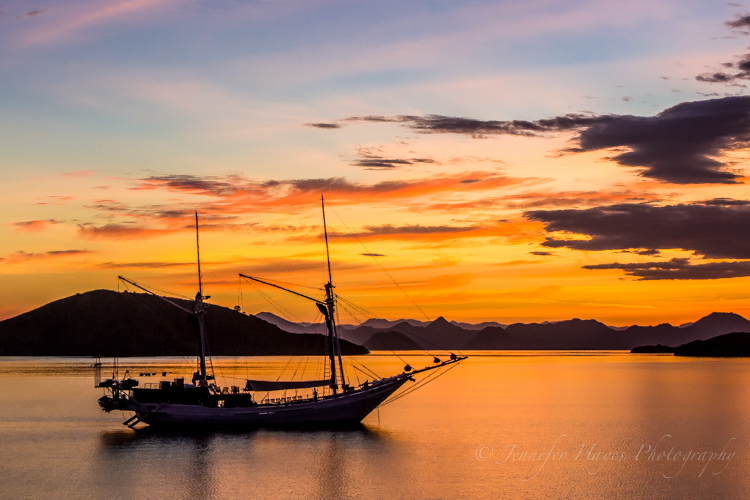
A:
1 1 750 326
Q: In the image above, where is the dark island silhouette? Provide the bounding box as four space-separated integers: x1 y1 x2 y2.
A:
3 290 750 355
0 290 368 357
632 332 750 357
630 344 676 353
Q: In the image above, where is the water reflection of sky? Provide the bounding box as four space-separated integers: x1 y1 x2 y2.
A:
3 355 750 498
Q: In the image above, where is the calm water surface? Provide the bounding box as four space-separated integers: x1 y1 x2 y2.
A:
1 353 749 499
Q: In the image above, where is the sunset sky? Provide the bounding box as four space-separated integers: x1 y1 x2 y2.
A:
2 0 750 326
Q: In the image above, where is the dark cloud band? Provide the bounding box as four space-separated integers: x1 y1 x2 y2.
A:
583 258 750 280
526 199 750 259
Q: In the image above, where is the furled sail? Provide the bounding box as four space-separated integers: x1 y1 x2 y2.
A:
245 379 330 391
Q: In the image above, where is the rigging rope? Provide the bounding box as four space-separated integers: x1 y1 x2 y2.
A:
379 361 461 408
327 203 431 322
336 293 457 355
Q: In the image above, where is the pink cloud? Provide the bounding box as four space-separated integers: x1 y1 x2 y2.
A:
21 0 173 46
61 170 95 178
35 195 74 206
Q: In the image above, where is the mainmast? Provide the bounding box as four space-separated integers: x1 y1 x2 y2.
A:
194 212 209 387
322 196 346 393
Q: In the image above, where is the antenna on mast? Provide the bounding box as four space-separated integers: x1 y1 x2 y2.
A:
195 211 203 297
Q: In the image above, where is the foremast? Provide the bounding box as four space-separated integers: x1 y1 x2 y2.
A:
193 211 209 387
118 211 212 388
240 196 348 395
321 196 346 393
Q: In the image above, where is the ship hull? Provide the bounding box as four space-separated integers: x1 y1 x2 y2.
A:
119 378 408 428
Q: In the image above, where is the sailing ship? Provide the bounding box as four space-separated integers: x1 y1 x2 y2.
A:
96 198 466 428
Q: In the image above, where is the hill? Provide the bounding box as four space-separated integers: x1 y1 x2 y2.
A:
674 332 750 357
0 290 368 356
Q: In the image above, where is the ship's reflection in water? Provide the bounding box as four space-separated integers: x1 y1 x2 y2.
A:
97 424 391 499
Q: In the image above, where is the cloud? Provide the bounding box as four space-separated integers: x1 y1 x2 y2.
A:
313 221 537 243
351 148 438 170
339 97 750 184
568 96 750 184
416 187 664 213
695 15 750 84
35 195 74 206
696 72 738 83
21 0 171 46
1 249 93 264
98 261 194 269
27 8 46 17
47 249 92 256
530 251 554 256
361 252 386 257
10 219 61 232
78 171 538 240
583 258 750 280
130 171 532 211
333 224 478 238
726 15 750 28
527 199 750 259
344 113 601 138
78 223 177 240
305 122 341 129
62 170 96 178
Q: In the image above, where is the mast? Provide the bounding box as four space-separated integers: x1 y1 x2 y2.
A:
322 196 346 391
194 212 208 387
196 211 203 297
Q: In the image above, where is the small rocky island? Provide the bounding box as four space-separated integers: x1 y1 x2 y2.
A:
631 332 750 357
630 344 676 353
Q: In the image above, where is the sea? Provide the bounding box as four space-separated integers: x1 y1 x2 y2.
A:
1 352 748 499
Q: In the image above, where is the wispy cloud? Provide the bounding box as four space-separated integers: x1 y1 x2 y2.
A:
290 220 540 243
415 187 664 213
21 0 171 46
351 147 438 170
695 15 750 84
78 223 178 240
1 249 93 264
129 171 534 212
62 170 96 178
35 196 74 206
9 219 62 232
330 223 480 239
98 261 195 269
304 122 341 129
341 113 600 138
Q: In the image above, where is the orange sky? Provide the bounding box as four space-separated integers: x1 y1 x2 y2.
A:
2 1 750 326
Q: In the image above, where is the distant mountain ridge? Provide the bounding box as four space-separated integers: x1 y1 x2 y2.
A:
3 292 749 355
258 311 750 351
